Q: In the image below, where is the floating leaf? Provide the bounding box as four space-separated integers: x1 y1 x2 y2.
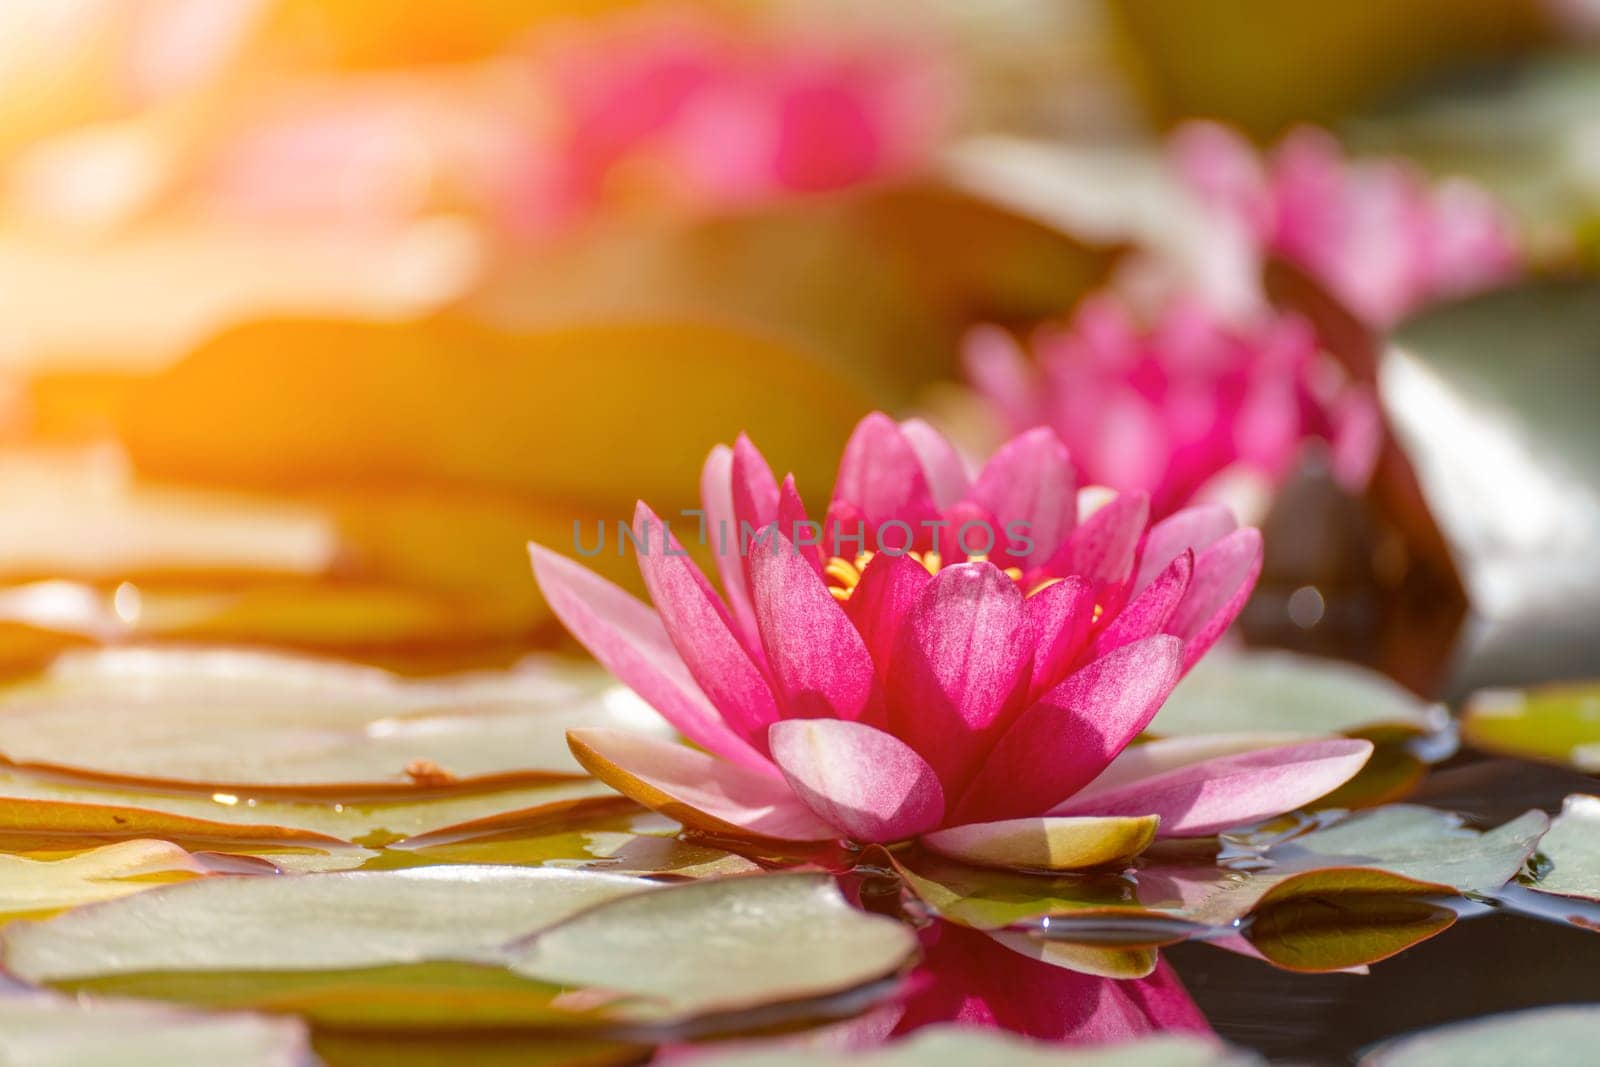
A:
1151 650 1446 739
507 873 917 1024
1462 683 1600 774
688 1024 1256 1066
0 647 671 793
0 990 314 1067
0 840 209 923
920 816 1159 873
1524 794 1600 904
1363 1004 1600 1067
0 763 632 846
2 867 654 985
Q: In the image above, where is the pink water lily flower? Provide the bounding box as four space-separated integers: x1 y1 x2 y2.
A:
1172 121 1521 328
530 413 1371 871
966 292 1382 521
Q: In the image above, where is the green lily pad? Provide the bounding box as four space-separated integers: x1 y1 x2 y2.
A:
0 839 210 923
0 990 314 1067
1151 650 1445 738
0 647 671 793
689 1025 1258 1066
508 873 918 1023
1524 794 1600 904
1362 1004 1600 1066
1462 683 1600 773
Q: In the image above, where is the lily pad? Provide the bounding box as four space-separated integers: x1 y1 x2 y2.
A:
689 1025 1257 1066
0 990 314 1067
1462 683 1600 773
0 839 209 922
507 873 918 1023
0 647 670 793
2 867 655 984
0 763 633 846
1151 650 1446 738
1362 1004 1600 1067
1523 794 1600 904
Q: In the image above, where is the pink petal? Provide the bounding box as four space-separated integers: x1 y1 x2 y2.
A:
1091 550 1193 659
778 474 823 575
749 531 877 721
889 562 1032 789
844 550 932 691
568 728 835 840
769 719 944 843
970 427 1078 570
953 636 1184 824
1166 527 1263 671
1054 737 1374 836
900 418 971 511
633 502 780 745
700 445 762 654
830 412 936 530
1047 491 1150 600
528 543 774 774
730 433 781 543
963 325 1042 432
1024 576 1095 702
1134 506 1236 593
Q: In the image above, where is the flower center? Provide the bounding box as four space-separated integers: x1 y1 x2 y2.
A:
823 550 1025 602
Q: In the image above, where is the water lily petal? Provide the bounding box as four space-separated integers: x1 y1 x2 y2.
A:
954 636 1184 824
922 815 1159 871
634 503 780 745
890 562 1031 789
964 325 1043 432
699 444 762 654
1166 527 1263 670
970 427 1077 568
1055 737 1374 836
1135 505 1236 592
845 550 933 690
750 532 877 721
769 719 944 843
900 417 971 511
528 543 773 774
1091 550 1193 659
1047 491 1150 597
778 474 823 575
830 412 936 531
568 728 835 840
1024 576 1095 702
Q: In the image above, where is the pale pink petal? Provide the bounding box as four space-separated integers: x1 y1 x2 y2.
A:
700 445 762 654
844 550 932 690
970 427 1078 570
1166 527 1263 670
921 815 1158 871
569 728 834 840
1046 491 1150 597
1054 737 1374 836
633 502 781 743
769 719 944 843
830 412 936 529
953 636 1184 824
730 433 781 539
900 418 971 511
529 543 774 774
1329 384 1382 492
1091 550 1193 659
1134 506 1236 592
889 562 1031 789
963 325 1043 431
750 531 877 720
1024 576 1095 702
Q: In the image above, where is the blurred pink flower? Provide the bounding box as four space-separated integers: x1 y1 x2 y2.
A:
518 11 952 231
1172 121 1522 328
966 294 1382 521
531 413 1369 869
